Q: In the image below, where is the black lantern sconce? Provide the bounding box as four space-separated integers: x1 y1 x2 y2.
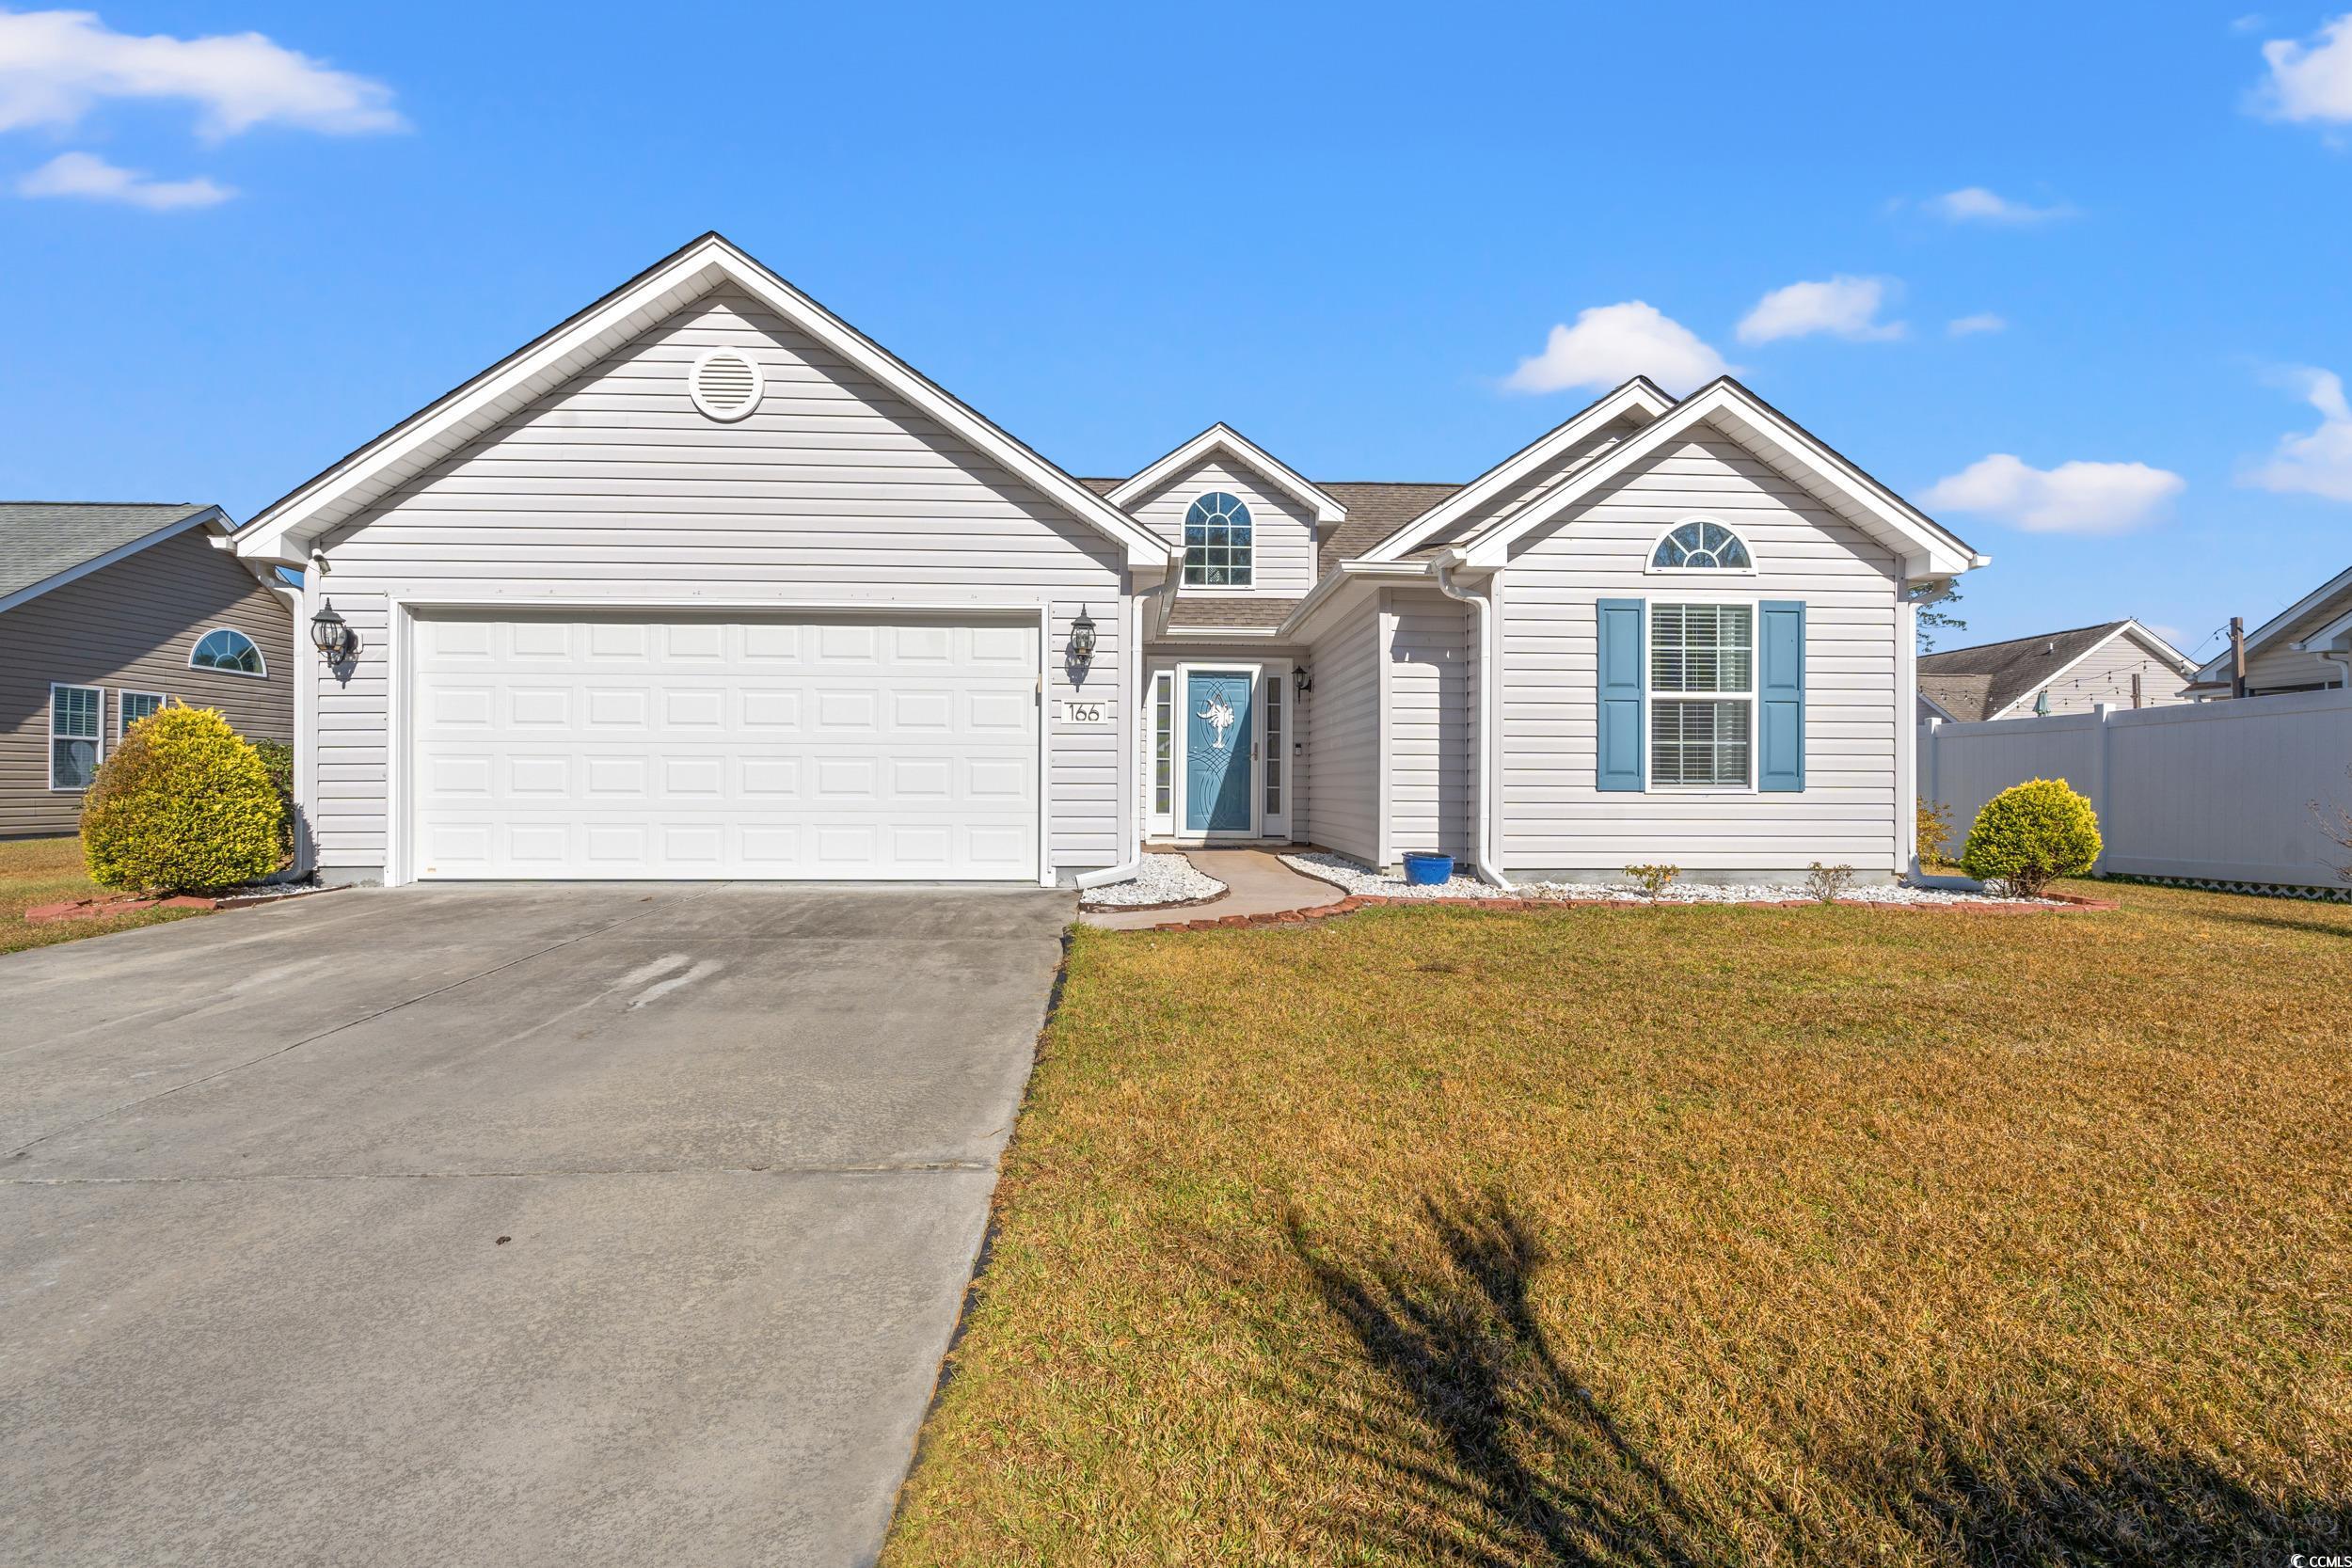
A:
1292 664 1312 697
1069 606 1098 669
310 600 358 665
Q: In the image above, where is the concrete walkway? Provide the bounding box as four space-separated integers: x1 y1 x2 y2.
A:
1081 848 1346 930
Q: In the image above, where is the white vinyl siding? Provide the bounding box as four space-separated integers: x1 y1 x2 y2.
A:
1302 602 1380 863
1124 455 1317 594
1385 588 1474 859
2241 639 2346 698
305 290 1125 880
1499 426 1904 877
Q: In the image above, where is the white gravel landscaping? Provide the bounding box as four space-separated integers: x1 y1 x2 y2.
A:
1078 853 1228 909
1279 851 2060 906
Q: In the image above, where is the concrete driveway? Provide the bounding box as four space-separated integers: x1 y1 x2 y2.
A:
1 882 1071 1567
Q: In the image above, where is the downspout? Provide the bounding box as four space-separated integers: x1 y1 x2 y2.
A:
1431 549 1513 890
1074 576 1168 891
2321 649 2352 689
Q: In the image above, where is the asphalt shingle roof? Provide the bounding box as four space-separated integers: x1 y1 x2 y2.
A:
0 501 216 601
1916 621 2133 721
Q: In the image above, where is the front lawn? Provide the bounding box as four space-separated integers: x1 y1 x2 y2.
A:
887 883 2352 1565
0 835 209 957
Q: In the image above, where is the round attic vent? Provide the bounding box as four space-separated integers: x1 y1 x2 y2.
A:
689 349 764 421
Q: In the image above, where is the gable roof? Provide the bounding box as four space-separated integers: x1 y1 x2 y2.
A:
235 232 1172 570
1358 377 1674 563
1105 423 1347 524
2193 562 2352 684
1081 477 1464 578
1918 619 2193 721
1453 377 1983 579
0 502 234 613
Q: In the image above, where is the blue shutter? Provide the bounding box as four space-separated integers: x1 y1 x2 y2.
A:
1758 599 1805 792
1596 598 1645 792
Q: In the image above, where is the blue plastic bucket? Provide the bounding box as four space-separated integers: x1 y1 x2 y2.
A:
1402 852 1454 886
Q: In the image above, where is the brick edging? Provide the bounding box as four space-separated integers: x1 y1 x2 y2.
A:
1141 888 2115 933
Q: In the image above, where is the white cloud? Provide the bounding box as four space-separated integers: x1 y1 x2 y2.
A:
2244 367 2352 500
1501 301 1729 395
1922 453 2185 535
0 8 403 139
2255 12 2352 122
1736 276 1905 345
1926 186 2073 224
1947 312 2009 338
17 149 229 208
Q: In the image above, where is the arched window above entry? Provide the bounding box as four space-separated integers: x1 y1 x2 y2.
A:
1649 519 1753 572
190 626 266 675
1184 492 1253 586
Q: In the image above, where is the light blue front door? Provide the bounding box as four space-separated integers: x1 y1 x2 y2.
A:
1184 670 1254 833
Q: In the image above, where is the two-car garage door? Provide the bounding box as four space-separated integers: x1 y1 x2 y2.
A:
408 611 1041 880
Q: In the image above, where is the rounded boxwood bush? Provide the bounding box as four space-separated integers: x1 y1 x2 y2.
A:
1959 777 2102 897
81 705 284 894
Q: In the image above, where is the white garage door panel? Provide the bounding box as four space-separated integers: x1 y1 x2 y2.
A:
410 614 1040 879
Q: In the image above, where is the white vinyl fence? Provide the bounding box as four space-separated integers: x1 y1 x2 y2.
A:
1916 688 2352 892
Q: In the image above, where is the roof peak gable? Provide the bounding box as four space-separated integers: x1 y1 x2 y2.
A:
235 232 1171 570
1105 422 1346 524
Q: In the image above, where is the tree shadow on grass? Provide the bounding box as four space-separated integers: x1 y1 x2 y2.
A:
1286 1191 2348 1567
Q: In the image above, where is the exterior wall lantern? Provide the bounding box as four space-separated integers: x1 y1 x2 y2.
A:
310 601 358 665
1068 606 1097 667
1293 664 1312 697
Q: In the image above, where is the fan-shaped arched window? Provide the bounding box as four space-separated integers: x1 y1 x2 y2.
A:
1184 492 1253 586
1650 519 1753 572
190 627 266 676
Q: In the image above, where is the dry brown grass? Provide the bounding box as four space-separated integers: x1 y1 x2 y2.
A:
885 882 2352 1566
0 834 208 957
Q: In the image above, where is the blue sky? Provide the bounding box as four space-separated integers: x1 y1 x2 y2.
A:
4 3 2349 658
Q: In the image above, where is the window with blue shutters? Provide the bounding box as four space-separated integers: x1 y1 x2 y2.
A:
1648 603 1755 787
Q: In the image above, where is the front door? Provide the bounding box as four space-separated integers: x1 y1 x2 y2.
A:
1184 669 1254 833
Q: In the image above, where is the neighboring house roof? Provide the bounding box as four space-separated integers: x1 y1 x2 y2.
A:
235 232 1172 572
0 501 238 613
2193 562 2352 684
1917 619 2194 721
1105 423 1346 524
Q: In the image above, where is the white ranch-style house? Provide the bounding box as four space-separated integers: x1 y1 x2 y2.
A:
235 234 1986 890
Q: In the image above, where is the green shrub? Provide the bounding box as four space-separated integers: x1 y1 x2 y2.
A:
1916 798 1956 868
253 737 295 864
1623 863 1680 900
1960 778 2102 897
81 705 284 894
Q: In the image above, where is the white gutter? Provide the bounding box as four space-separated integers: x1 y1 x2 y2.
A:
1430 549 1513 890
1074 578 1167 891
2321 649 2352 689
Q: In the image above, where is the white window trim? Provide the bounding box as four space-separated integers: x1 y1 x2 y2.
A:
1643 593 1759 795
190 626 269 678
1181 493 1255 591
1261 666 1290 837
1644 516 1759 578
49 682 103 791
1147 669 1176 838
118 689 166 737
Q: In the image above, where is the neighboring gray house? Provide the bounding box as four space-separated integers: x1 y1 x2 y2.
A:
2188 563 2352 697
2 503 294 838
1916 619 2199 722
233 233 1984 888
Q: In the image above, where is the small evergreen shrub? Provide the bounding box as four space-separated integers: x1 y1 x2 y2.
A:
1960 778 2101 898
81 706 283 894
1917 798 1956 868
1624 863 1680 900
253 737 296 865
